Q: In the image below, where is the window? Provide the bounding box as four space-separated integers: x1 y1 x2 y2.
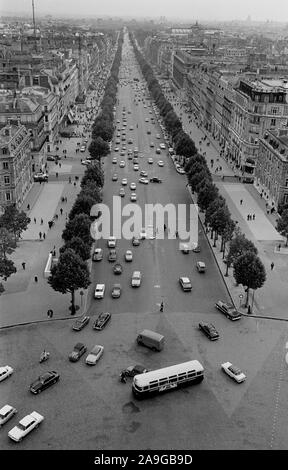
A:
3 162 8 169
2 148 8 155
272 108 278 115
5 192 11 201
4 176 10 185
271 119 276 127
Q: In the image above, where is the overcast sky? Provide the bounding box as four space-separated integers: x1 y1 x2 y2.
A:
1 0 288 22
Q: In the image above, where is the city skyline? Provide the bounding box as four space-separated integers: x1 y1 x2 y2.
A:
1 0 288 23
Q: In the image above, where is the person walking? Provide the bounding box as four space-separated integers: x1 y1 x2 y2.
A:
41 218 43 225
43 233 46 240
22 262 26 270
160 300 164 312
60 208 63 215
240 199 243 205
34 217 36 224
252 214 255 220
27 204 30 211
39 231 42 240
34 275 38 283
271 262 275 270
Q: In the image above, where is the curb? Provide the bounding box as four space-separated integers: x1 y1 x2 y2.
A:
0 314 83 331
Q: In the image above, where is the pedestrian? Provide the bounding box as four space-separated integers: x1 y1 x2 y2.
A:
34 217 36 224
43 233 46 240
160 300 164 312
27 204 30 210
41 218 43 225
56 172 58 178
39 231 42 240
22 262 26 270
240 199 243 205
34 275 38 283
74 182 76 187
247 214 250 221
60 208 63 215
271 262 274 270
278 243 281 251
252 214 255 220
59 163 62 168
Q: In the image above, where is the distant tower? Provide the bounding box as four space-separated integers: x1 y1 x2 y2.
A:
32 0 37 52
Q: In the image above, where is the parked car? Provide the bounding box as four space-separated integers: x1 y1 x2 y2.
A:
215 301 242 321
122 365 150 377
93 312 111 330
0 365 13 382
0 405 17 427
29 371 60 394
179 277 192 292
86 345 104 365
221 362 246 383
8 411 44 442
92 248 103 262
69 343 87 362
111 283 122 298
72 316 90 331
199 322 219 341
94 284 105 299
131 271 142 287
113 263 123 274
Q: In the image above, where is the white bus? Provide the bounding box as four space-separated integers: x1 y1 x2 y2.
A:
132 360 204 399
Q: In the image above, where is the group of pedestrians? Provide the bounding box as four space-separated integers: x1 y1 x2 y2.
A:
247 214 256 221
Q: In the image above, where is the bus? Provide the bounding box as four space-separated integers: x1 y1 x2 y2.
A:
132 360 204 399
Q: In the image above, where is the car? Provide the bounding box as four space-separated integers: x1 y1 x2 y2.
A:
81 159 92 166
150 177 162 183
116 133 121 137
192 245 201 253
120 150 125 155
112 173 118 182
140 170 148 177
72 315 90 331
130 126 134 130
147 130 151 134
123 365 150 377
131 270 142 287
117 119 120 123
158 160 164 167
125 250 133 261
112 157 117 164
221 362 246 383
69 342 87 362
148 158 153 164
94 284 105 299
150 142 155 147
47 155 56 161
156 134 160 139
133 164 139 171
156 148 161 155
114 147 119 152
8 411 44 442
113 263 123 274
160 143 166 149
0 405 17 427
132 236 140 246
33 173 48 182
111 283 122 298
177 168 186 175
108 249 117 262
121 178 128 186
130 193 137 202
85 345 104 365
130 182 136 190
93 312 111 330
139 228 147 239
119 188 125 197
119 161 125 168
0 366 13 382
128 138 133 144
80 146 86 152
107 236 116 248
115 139 121 144
29 371 60 394
199 322 219 341
215 301 242 321
179 276 192 292
196 261 206 273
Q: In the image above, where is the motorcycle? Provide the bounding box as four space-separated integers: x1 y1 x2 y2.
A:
39 352 50 363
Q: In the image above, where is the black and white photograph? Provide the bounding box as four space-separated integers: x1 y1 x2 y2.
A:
1 0 288 457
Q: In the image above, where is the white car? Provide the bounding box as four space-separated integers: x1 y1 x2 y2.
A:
221 362 246 383
130 193 137 202
148 158 153 164
0 405 17 427
8 411 44 442
119 161 126 168
160 143 166 149
81 159 91 166
158 160 164 167
94 284 105 299
121 178 128 186
139 228 147 239
125 250 133 262
156 134 160 139
80 146 86 152
133 164 139 171
112 157 117 164
114 147 119 152
85 345 104 365
130 182 136 190
131 271 142 287
107 236 116 248
0 366 14 382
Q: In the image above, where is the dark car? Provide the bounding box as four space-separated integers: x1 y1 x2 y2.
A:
108 249 117 262
111 283 121 298
132 236 140 246
192 245 201 253
150 177 162 183
215 301 242 321
69 342 87 362
113 263 123 275
29 371 60 394
199 322 219 341
122 365 150 378
93 312 111 330
72 316 90 331
33 173 48 182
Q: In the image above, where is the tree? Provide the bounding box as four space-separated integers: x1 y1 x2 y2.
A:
0 227 16 259
220 219 236 258
226 233 258 276
197 183 219 212
48 249 90 315
0 205 30 243
62 214 92 246
188 169 211 193
233 252 266 308
59 237 91 261
276 209 288 246
80 182 102 203
209 205 231 247
69 194 101 220
81 163 104 188
0 258 17 282
88 137 110 160
92 121 113 142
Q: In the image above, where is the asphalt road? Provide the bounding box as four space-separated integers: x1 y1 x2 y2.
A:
1 33 288 451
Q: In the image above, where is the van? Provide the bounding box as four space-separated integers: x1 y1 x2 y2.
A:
137 329 165 352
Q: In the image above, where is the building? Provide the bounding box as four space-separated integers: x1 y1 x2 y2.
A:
255 129 288 210
0 120 32 212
